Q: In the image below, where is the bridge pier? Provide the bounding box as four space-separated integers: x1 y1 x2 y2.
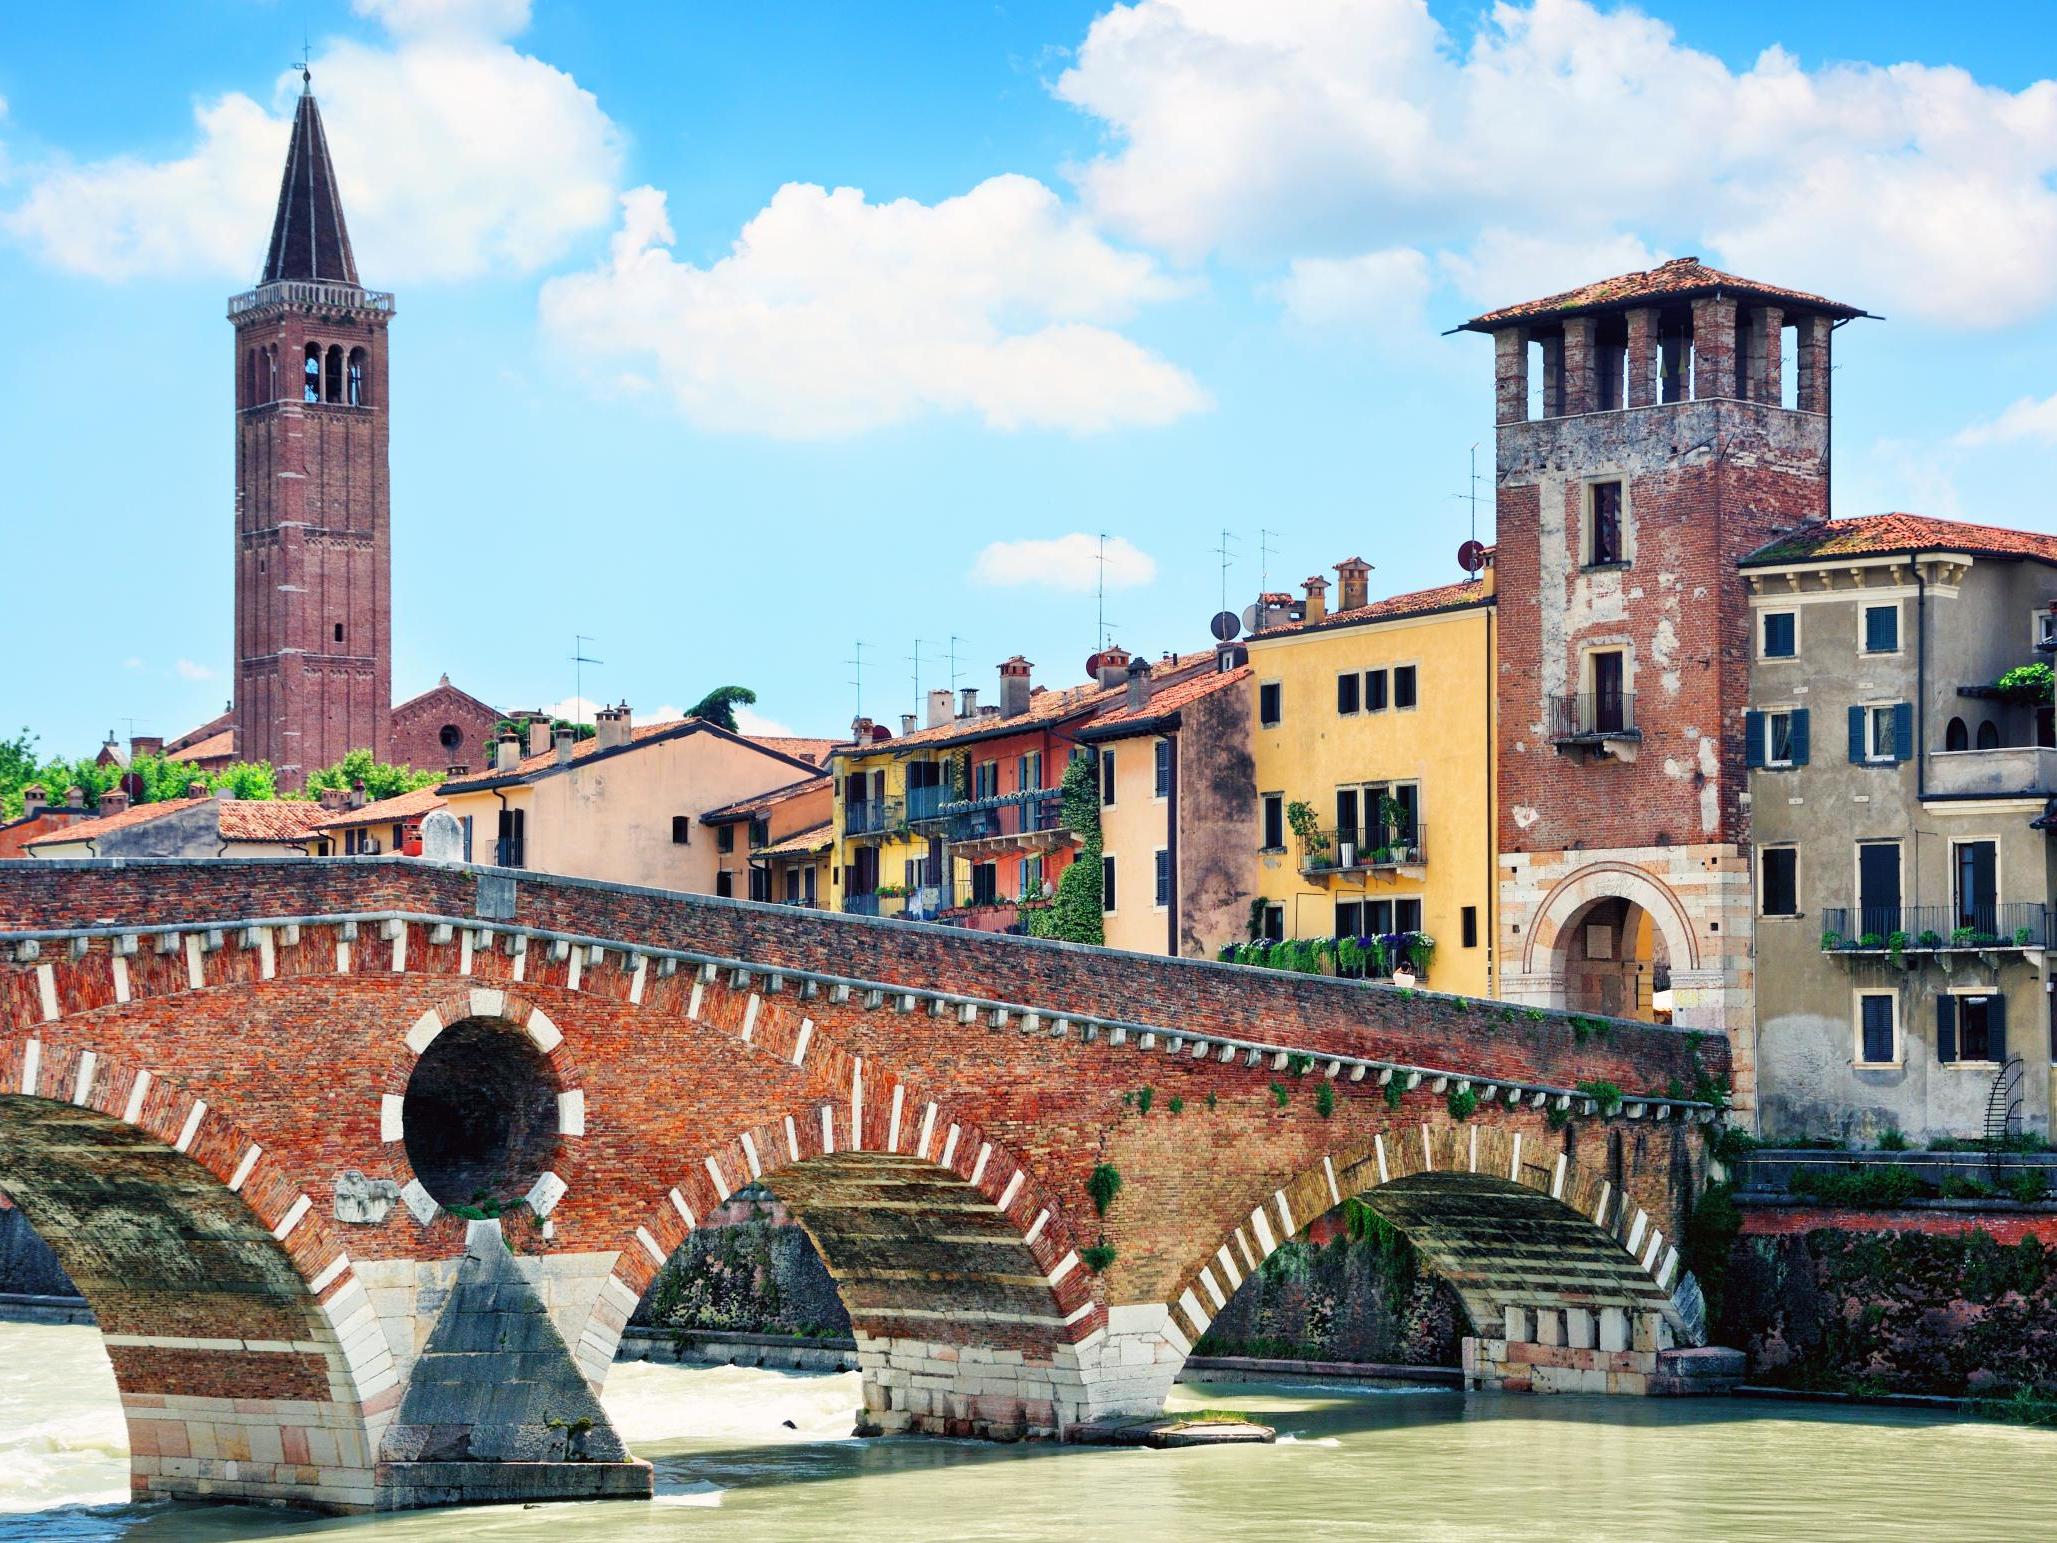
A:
1464 1306 1740 1396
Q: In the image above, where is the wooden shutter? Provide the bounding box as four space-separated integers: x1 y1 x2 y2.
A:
1847 706 1866 764
1744 711 1765 769
1791 708 1810 766
1892 703 1914 762
1991 993 2008 1065
1936 994 1957 1064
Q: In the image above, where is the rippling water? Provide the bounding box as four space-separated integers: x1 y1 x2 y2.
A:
2 1321 2048 1540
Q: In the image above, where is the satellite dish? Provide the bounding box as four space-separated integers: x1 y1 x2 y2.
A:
1209 610 1242 642
119 771 145 802
1085 650 1106 678
1458 539 1487 577
1239 603 1262 635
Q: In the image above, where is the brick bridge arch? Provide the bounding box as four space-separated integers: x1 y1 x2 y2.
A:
0 1036 395 1510
0 859 1726 1508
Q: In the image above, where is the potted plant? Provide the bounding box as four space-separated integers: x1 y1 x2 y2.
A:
1286 800 1328 869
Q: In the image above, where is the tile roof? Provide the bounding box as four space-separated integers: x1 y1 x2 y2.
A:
1250 576 1493 640
1742 512 2057 568
701 774 830 823
165 709 233 756
169 729 235 764
757 821 834 858
862 650 1219 755
310 787 447 832
1078 665 1252 737
749 736 839 766
1461 257 1868 331
442 716 820 792
25 797 323 848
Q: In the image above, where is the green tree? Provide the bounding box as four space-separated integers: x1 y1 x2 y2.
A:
1026 754 1103 944
686 686 759 733
304 749 442 804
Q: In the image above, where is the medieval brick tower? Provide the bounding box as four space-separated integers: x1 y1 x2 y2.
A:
229 75 392 789
1466 258 1868 1114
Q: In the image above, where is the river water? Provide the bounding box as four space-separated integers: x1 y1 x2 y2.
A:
2 1321 2047 1540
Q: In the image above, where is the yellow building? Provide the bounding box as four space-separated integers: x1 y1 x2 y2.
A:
1242 558 1498 996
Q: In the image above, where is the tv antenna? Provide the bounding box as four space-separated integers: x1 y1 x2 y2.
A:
907 639 930 715
947 635 966 693
1212 529 1238 614
847 640 870 721
1258 527 1278 598
1095 532 1110 650
569 636 603 726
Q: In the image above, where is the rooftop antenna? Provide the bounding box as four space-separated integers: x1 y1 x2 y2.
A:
947 635 966 693
1258 528 1278 598
1449 442 1482 545
847 640 869 721
569 636 603 727
1095 531 1109 650
907 639 930 715
1212 529 1238 614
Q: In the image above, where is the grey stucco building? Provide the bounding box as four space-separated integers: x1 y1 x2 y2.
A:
1745 513 2057 1141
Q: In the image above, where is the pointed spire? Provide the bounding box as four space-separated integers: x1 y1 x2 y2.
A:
260 81 359 286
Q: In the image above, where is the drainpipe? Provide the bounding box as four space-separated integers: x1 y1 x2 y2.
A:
1165 731 1180 955
1485 604 1497 996
492 788 512 867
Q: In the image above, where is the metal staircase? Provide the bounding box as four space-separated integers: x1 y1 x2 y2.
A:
1984 1056 2025 1148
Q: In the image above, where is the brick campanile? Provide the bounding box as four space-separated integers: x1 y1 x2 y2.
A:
1463 258 1871 1117
229 75 392 789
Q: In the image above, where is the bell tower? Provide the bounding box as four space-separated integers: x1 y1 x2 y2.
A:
229 72 393 788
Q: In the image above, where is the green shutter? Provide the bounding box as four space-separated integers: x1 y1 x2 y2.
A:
1991 994 2008 1065
1893 703 1914 762
1936 994 1957 1064
1744 711 1765 769
1791 709 1810 766
1848 706 1866 764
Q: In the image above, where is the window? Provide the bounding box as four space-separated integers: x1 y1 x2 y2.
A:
1747 708 1808 769
1946 717 1969 751
1022 854 1044 898
439 723 463 752
1395 897 1423 933
1953 840 1997 934
716 871 734 898
785 870 802 904
1591 650 1627 733
1939 993 2006 1065
1155 849 1171 908
671 815 691 845
1102 854 1117 913
972 760 999 799
749 816 770 849
1262 793 1285 851
1336 901 1363 939
717 824 735 853
1862 602 1900 654
324 345 344 403
1849 704 1911 764
1587 480 1625 565
1019 751 1043 791
1856 993 1898 1066
749 867 771 903
495 808 525 868
1100 748 1117 806
303 343 321 401
1154 738 1171 798
1977 720 2001 750
1337 672 1361 714
1364 900 1393 935
1259 681 1282 727
2035 608 2057 651
333 622 344 644
1761 611 1797 658
1856 841 1901 936
970 862 999 906
1761 847 1799 917
1365 670 1388 712
1260 902 1285 943
346 347 367 407
1393 666 1418 710
1461 906 1479 949
459 814 473 862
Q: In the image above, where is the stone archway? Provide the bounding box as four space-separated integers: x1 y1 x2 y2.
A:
1506 859 1719 1027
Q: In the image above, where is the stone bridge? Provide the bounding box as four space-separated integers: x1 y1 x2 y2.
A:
0 859 1726 1512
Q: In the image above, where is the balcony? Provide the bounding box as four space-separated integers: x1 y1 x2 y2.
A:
843 796 905 839
1925 745 2057 799
1819 903 2049 957
228 279 396 318
1298 823 1426 877
905 784 955 822
842 893 882 917
932 789 1072 855
1550 692 1639 759
841 880 953 921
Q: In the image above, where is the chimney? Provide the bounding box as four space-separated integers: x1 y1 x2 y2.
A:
926 688 954 729
851 715 875 742
64 786 86 811
1301 574 1328 624
1095 644 1133 689
1334 556 1372 613
130 735 164 761
1125 656 1152 711
553 724 577 764
957 688 979 720
349 778 367 811
20 785 46 818
999 656 1033 718
595 702 632 751
98 788 131 818
527 718 552 757
900 713 917 736
318 786 350 812
494 730 521 773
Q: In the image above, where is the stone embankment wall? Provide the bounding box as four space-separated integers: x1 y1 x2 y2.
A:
0 1203 71 1296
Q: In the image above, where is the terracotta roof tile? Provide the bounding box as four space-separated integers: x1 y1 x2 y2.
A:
1079 666 1251 735
701 774 831 822
445 716 820 790
757 821 834 858
169 729 235 764
26 796 324 848
748 736 838 766
866 650 1218 754
25 797 210 847
311 787 447 832
1743 512 2057 568
1463 257 1867 330
1252 576 1492 640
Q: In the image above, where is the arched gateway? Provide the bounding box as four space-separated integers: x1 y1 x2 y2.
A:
1 859 1724 1511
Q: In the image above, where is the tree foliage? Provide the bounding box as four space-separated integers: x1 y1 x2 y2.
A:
686 686 759 733
304 748 442 804
1025 753 1103 944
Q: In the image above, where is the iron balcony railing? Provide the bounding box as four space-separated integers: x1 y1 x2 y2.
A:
905 784 955 822
1298 823 1425 874
843 796 905 838
1819 902 2049 952
227 279 397 318
1550 692 1637 740
932 788 1067 844
842 893 882 917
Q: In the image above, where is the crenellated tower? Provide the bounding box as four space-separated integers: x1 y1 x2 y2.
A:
229 73 393 787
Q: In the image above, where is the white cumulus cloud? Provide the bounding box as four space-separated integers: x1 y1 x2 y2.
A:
7 8 619 283
1956 393 2057 448
1055 0 2057 326
970 533 1157 592
174 659 213 681
538 178 1208 437
1272 246 1432 336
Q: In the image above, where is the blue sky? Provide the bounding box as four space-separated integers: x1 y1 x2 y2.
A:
5 0 2056 753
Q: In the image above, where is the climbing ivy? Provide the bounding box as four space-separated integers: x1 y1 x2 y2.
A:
1025 754 1103 944
1087 1163 1124 1216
